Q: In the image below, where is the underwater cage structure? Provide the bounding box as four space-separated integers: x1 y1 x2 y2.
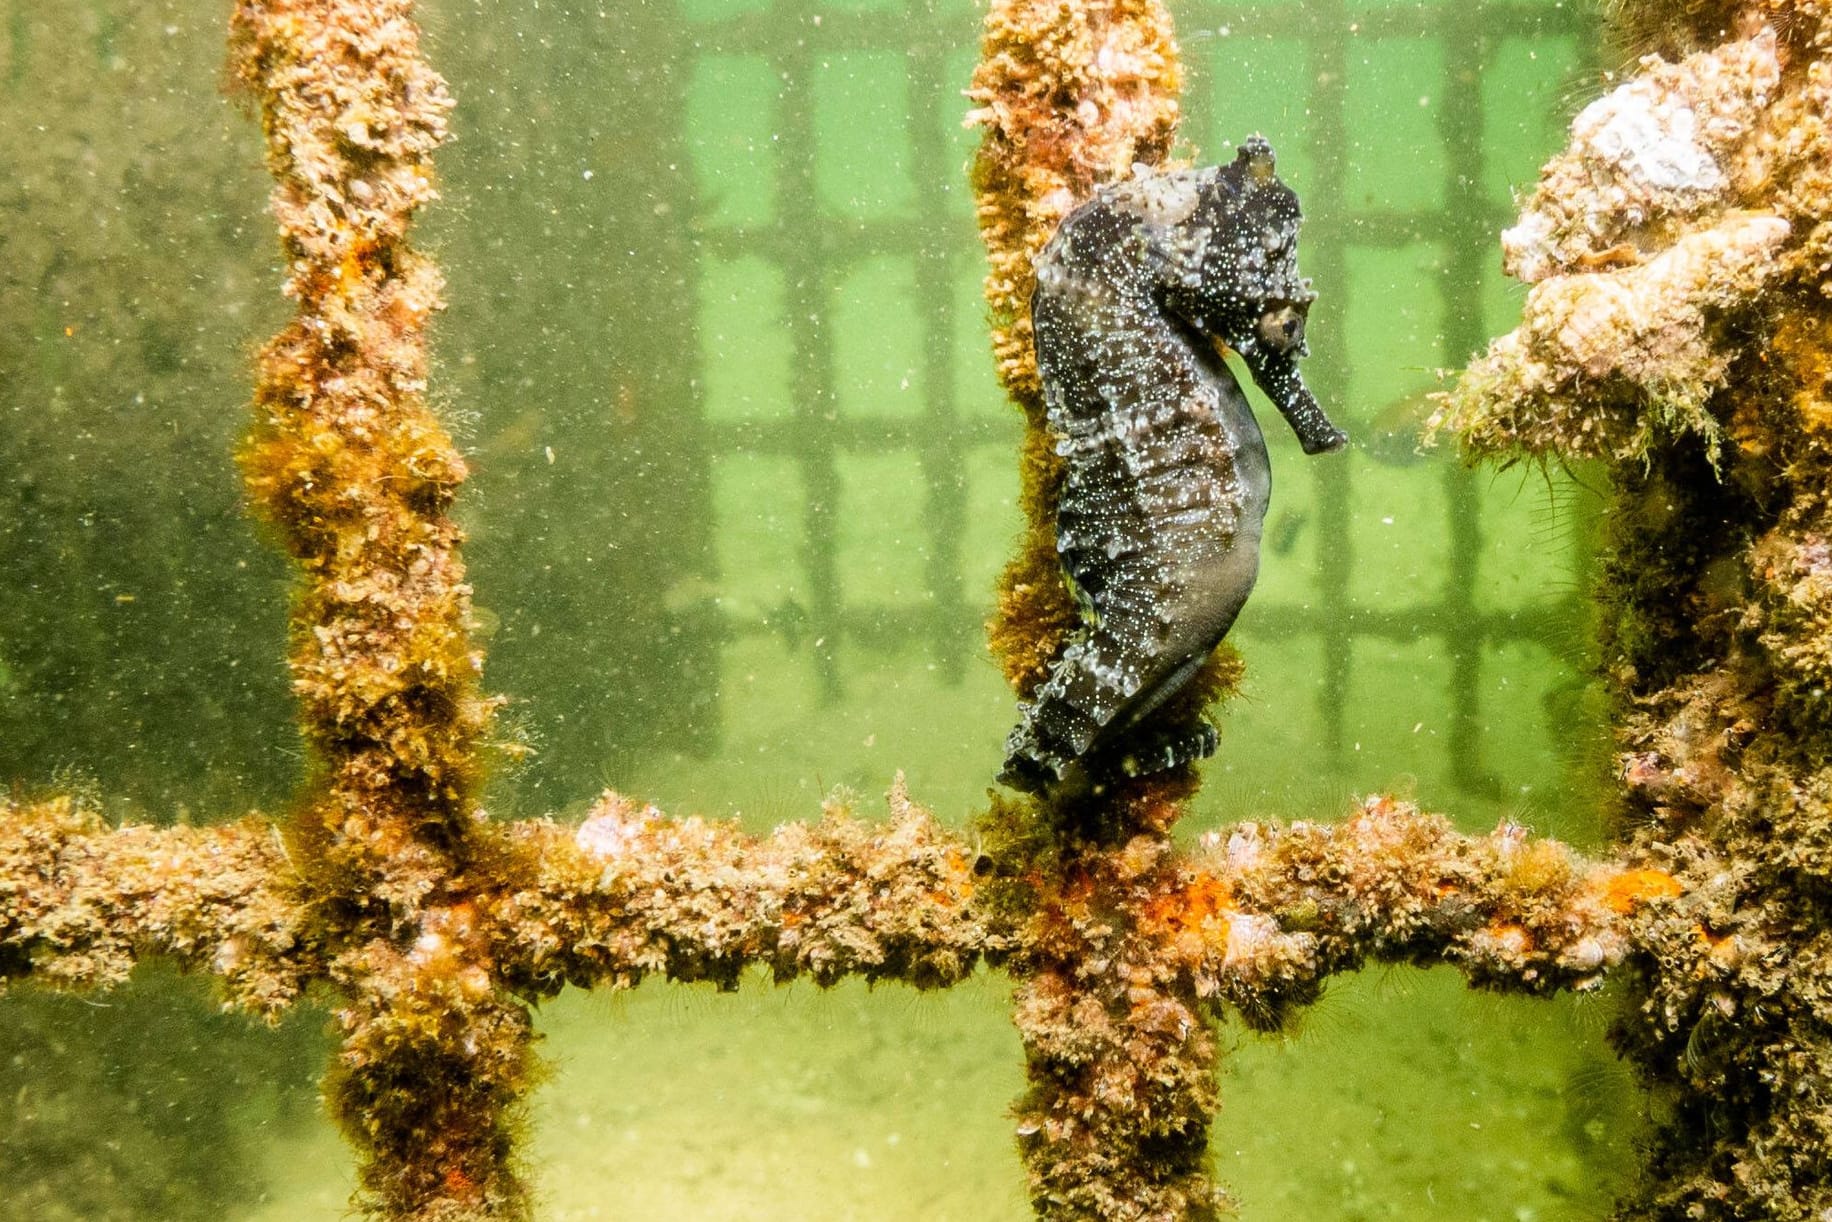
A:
4 0 1832 1218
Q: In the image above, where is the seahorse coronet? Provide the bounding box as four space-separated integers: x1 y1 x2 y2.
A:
999 138 1347 795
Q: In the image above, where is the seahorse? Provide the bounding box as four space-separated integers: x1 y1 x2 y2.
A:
999 137 1347 794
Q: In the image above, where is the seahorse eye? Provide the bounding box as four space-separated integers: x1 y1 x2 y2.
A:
1256 304 1306 353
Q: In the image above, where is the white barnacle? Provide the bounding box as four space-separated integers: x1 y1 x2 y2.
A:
1564 935 1610 973
1223 913 1279 968
1575 87 1723 195
575 797 661 861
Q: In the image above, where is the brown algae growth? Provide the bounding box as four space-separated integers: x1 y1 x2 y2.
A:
3 0 1813 1220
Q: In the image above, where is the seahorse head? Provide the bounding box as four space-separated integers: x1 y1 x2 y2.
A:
1158 139 1315 350
1162 139 1345 455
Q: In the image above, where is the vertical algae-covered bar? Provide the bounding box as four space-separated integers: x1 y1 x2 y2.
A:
1437 1 1832 1213
968 0 1185 697
227 2 535 1216
968 0 1234 1215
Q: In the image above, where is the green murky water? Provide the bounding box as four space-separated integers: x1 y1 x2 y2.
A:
0 0 1646 1216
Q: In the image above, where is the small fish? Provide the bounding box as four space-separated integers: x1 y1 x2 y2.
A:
1363 382 1440 468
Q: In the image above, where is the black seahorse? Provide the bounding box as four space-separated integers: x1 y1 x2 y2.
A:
999 137 1347 793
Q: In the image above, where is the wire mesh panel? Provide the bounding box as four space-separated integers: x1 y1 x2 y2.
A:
1180 0 1602 818
685 0 996 697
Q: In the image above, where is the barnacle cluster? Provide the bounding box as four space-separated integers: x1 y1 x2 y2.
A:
1434 24 1799 461
487 780 989 994
0 794 310 1011
968 784 1661 1218
967 0 1242 1209
5 776 1663 1221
